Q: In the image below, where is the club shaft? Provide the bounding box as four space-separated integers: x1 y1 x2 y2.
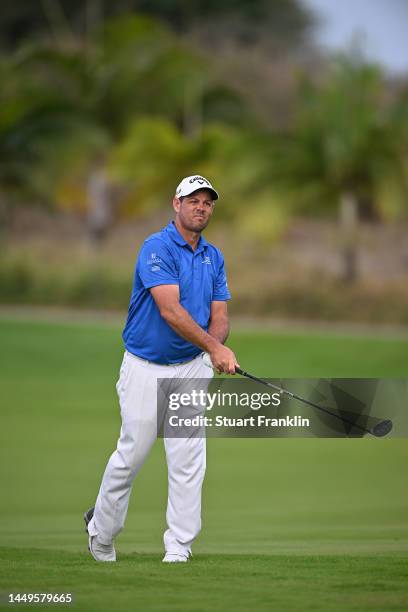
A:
235 367 373 436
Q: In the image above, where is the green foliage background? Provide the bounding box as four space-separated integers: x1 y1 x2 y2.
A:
0 2 408 316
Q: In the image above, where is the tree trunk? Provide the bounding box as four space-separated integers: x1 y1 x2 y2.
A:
86 165 114 247
339 192 359 283
84 164 117 305
183 78 203 139
0 192 10 244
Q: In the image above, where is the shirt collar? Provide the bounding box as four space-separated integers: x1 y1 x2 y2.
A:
166 221 208 252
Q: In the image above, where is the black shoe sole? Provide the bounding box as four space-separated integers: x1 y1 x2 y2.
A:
83 507 95 534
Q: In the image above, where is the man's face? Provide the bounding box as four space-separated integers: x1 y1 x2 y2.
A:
173 189 215 233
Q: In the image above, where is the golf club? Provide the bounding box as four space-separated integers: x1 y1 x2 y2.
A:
235 367 393 438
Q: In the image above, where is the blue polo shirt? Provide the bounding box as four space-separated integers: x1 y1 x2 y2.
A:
123 221 231 364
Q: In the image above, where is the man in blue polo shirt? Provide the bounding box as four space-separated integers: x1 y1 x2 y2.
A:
85 175 239 563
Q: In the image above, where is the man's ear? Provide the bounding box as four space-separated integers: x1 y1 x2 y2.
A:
172 196 181 213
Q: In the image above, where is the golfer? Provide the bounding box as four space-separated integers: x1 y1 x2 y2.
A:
84 175 239 563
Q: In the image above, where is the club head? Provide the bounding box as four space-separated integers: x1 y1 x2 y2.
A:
371 419 393 437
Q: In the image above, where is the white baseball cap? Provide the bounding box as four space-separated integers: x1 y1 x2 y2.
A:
175 175 219 200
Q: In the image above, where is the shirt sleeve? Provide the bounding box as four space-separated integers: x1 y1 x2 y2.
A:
213 253 231 301
138 239 179 289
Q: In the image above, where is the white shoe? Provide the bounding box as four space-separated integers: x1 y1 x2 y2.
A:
88 534 116 562
162 553 189 563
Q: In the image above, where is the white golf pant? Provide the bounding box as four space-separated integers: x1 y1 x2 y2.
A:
87 350 213 557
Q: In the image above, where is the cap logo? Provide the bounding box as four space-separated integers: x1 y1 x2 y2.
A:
189 176 210 186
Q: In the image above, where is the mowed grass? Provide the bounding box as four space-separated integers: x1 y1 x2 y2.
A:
0 316 408 611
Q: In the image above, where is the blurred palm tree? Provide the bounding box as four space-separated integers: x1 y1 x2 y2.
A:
3 14 247 244
268 57 408 282
0 54 96 237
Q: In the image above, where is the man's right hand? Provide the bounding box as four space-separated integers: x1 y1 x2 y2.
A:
209 343 239 375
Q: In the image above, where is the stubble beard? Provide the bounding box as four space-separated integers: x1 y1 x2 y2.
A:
181 213 210 234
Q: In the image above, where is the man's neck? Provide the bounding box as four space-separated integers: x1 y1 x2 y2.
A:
174 219 201 251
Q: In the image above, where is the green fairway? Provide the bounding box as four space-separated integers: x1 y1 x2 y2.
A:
1 550 407 612
1 317 407 611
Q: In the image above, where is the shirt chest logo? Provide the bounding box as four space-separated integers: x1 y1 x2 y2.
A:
147 252 162 265
201 256 211 265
